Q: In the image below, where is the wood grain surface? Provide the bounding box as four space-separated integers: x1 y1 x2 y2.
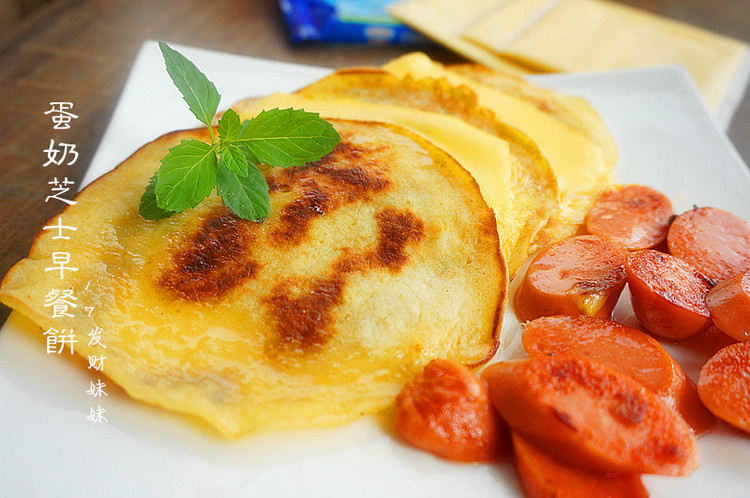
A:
0 0 748 325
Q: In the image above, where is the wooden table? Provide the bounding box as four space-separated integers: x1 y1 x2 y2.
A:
1 0 748 325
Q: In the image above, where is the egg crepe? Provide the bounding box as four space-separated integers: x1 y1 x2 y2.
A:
233 91 522 274
0 120 506 437
293 68 557 276
383 52 617 248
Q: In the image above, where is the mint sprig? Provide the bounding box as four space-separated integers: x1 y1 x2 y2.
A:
139 41 341 222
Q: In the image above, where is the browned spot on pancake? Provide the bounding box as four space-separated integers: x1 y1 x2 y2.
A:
265 176 282 193
271 141 390 193
268 208 426 352
270 180 329 246
269 141 391 247
266 277 344 349
372 208 425 271
319 163 391 202
158 211 258 301
334 248 367 274
334 208 426 275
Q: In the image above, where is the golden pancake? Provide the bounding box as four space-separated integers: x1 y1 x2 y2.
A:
233 91 523 275
0 120 506 438
294 68 557 277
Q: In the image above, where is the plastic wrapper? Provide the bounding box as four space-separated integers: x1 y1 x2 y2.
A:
279 0 429 44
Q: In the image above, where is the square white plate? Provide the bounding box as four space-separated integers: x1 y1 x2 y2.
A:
2 40 749 497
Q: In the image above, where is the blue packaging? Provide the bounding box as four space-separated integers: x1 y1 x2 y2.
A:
279 0 429 44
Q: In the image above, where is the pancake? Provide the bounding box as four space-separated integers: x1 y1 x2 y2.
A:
295 68 558 277
0 119 506 438
233 91 523 276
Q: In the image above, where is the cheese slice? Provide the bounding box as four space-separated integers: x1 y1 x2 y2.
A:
471 0 750 113
388 0 530 74
383 52 615 246
445 62 617 166
463 0 560 51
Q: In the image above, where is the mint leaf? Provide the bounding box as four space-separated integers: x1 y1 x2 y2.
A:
139 174 175 221
217 109 248 176
216 161 270 221
218 108 242 141
242 146 261 165
155 139 218 212
219 142 249 176
237 108 341 168
159 41 221 128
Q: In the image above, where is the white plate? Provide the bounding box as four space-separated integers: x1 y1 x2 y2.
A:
2 40 750 497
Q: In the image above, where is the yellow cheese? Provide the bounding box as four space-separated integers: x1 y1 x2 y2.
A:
470 0 750 112
463 0 559 52
388 0 530 74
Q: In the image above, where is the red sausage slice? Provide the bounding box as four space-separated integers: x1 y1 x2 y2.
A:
515 235 628 322
586 184 673 250
698 342 750 434
706 270 750 341
512 432 648 498
522 315 715 434
483 356 700 476
626 249 713 339
394 359 509 462
668 206 750 283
